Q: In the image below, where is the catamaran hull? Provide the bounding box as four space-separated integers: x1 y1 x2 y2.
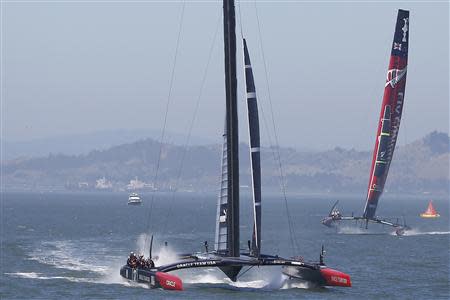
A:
282 266 351 287
120 265 183 291
321 213 410 236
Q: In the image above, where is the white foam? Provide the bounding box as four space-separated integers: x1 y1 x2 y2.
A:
5 272 93 283
28 241 109 274
393 229 450 236
281 278 314 289
337 226 371 235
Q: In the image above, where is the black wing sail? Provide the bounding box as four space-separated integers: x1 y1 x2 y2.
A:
223 0 240 259
243 39 262 257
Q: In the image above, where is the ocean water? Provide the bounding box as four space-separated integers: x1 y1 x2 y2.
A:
1 191 449 299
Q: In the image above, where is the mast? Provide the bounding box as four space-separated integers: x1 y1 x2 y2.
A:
223 0 240 257
243 39 261 257
363 9 409 219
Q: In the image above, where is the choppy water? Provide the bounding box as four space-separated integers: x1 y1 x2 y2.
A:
1 192 449 299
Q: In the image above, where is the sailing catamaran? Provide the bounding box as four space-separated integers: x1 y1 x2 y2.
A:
322 9 410 236
420 200 440 218
119 0 351 290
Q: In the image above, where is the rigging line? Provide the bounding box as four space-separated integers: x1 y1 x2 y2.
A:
253 1 299 254
358 31 391 150
237 0 261 240
236 265 255 279
160 8 222 237
237 0 244 39
143 0 186 248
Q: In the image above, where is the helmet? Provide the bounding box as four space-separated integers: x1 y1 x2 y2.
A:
130 252 134 256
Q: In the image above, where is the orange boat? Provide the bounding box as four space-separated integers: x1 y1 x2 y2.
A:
420 200 440 218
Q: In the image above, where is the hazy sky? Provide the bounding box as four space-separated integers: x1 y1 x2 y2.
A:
2 1 449 150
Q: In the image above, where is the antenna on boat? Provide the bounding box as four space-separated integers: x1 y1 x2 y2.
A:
149 235 154 259
319 245 325 265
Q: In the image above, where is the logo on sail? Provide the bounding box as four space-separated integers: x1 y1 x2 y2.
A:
385 67 407 88
393 42 402 51
402 18 409 42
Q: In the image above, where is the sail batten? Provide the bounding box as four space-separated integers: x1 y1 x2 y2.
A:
243 39 262 257
363 9 409 219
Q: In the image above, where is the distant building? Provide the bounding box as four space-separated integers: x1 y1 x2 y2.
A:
78 182 89 189
126 177 155 191
95 177 113 190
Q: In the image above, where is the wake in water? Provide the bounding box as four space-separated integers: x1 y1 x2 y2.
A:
176 267 312 291
390 229 450 236
28 240 110 274
14 233 320 291
17 239 135 287
337 226 391 235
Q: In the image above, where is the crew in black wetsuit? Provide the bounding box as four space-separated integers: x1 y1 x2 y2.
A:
127 252 138 268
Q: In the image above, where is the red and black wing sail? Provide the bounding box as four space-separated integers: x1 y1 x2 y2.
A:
363 9 409 219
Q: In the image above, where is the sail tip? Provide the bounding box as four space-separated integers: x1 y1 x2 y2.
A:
391 9 409 57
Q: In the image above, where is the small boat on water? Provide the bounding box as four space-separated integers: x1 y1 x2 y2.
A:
128 193 142 205
420 200 440 218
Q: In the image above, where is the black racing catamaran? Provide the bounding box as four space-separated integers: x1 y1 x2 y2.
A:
322 9 410 236
120 0 351 290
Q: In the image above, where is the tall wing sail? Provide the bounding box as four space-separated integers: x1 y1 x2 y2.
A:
243 39 261 257
363 9 409 219
215 126 229 253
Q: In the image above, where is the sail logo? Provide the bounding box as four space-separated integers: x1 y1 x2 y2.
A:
402 18 409 42
385 67 407 88
393 42 402 51
385 92 404 162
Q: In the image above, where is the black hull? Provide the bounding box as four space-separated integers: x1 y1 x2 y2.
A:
282 265 326 285
120 266 159 287
282 265 351 287
119 253 351 289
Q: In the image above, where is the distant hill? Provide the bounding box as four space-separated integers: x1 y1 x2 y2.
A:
2 131 449 195
2 128 215 161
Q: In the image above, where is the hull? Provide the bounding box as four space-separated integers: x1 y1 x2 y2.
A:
120 265 183 290
321 212 410 236
119 253 351 290
282 265 351 287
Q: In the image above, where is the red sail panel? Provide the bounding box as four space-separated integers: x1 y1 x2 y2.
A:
363 9 409 219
